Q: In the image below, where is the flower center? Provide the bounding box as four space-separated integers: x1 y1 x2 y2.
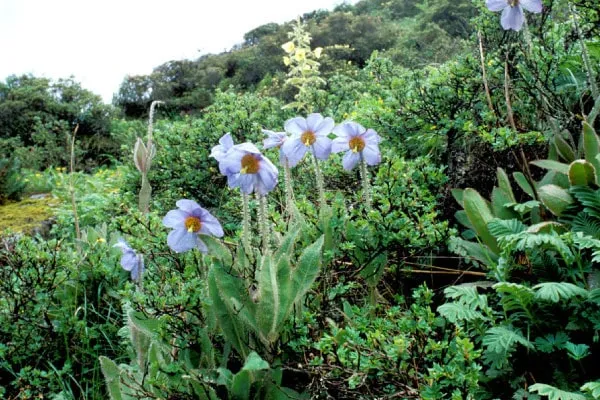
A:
185 216 202 233
349 136 366 153
240 153 260 174
509 0 519 6
301 131 316 146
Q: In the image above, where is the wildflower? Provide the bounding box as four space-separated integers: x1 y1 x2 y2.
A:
281 113 334 167
262 129 289 165
219 143 279 195
210 132 234 162
114 238 144 281
331 122 382 171
486 0 542 31
162 199 224 253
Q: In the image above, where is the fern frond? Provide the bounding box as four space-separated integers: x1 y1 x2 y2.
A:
493 282 534 318
571 213 600 238
437 303 485 324
533 282 588 303
570 186 600 219
482 325 533 357
488 219 527 237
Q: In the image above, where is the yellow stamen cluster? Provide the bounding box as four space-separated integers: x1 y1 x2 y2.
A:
240 154 260 174
301 131 317 146
349 136 366 153
185 216 202 233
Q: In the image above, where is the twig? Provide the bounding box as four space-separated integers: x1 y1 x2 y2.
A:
69 124 81 243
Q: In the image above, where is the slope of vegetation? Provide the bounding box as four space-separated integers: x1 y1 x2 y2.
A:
1 0 599 398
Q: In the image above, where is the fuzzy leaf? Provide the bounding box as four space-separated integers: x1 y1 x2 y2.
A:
554 134 576 163
497 168 516 202
514 172 535 198
531 159 570 175
99 356 123 400
242 351 270 371
538 184 573 216
568 160 596 186
463 188 499 253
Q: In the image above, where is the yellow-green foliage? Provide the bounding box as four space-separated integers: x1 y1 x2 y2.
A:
0 195 59 235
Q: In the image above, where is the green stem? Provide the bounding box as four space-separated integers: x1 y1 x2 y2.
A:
359 157 372 212
283 160 297 219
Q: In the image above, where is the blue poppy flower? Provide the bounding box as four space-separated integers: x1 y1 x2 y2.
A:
162 199 224 253
281 113 334 167
331 122 382 171
486 0 542 31
114 238 145 281
218 143 279 195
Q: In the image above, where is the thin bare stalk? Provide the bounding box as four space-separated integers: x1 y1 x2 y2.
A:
569 2 598 99
478 31 496 116
242 192 251 253
504 57 540 201
69 124 81 243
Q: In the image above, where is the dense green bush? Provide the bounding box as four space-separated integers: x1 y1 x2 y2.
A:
0 156 26 204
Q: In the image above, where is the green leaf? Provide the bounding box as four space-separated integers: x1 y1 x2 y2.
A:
451 188 464 205
497 168 516 203
581 381 600 399
538 184 573 216
529 383 587 400
554 134 576 163
463 188 499 253
514 172 535 198
242 351 270 371
583 122 600 181
492 187 519 220
533 282 588 303
564 342 590 360
568 160 597 186
531 159 570 175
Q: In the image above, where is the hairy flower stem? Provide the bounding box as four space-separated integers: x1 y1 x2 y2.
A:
242 192 252 254
258 194 269 252
311 151 326 206
283 161 297 218
477 31 496 117
359 157 373 212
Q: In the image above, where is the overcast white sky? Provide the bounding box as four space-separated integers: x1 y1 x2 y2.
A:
0 0 353 103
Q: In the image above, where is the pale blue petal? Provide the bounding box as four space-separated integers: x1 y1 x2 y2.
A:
219 150 243 175
362 144 381 166
257 163 278 194
167 228 197 253
282 137 308 167
342 151 361 171
130 255 144 280
501 5 524 31
284 117 308 135
313 137 332 160
520 0 542 13
333 121 364 138
305 113 324 130
162 209 187 228
196 238 208 253
263 130 286 149
199 210 224 237
120 251 137 271
238 174 255 194
313 116 335 136
176 199 200 213
363 129 382 145
331 137 350 153
234 142 261 154
486 0 507 11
